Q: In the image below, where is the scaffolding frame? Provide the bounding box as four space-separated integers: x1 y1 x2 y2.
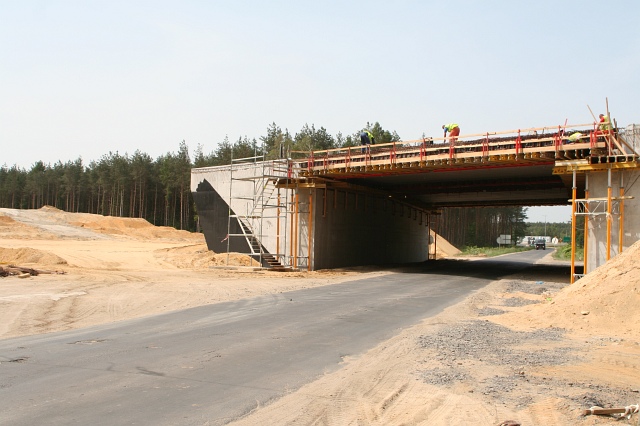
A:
226 152 294 270
276 178 315 271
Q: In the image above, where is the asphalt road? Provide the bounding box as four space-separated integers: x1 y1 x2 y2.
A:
0 250 562 425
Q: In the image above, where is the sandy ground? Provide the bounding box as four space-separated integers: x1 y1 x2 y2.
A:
1 207 639 425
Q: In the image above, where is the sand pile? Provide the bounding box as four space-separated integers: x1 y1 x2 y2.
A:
0 215 15 225
0 214 40 239
0 207 257 269
154 244 259 269
495 239 640 340
430 230 460 258
0 247 68 266
0 206 204 242
71 215 203 242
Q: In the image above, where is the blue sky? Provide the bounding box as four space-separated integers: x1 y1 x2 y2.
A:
1 1 638 222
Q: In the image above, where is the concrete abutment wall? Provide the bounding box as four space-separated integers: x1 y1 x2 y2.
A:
191 163 431 270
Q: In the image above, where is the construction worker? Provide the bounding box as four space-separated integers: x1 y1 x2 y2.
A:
360 129 374 153
567 132 584 143
598 113 611 132
442 123 460 144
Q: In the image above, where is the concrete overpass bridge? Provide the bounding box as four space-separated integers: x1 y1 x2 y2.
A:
296 122 634 208
191 121 640 278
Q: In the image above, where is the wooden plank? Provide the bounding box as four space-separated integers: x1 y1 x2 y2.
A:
583 407 628 416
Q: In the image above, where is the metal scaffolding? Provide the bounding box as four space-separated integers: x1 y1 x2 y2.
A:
226 153 294 270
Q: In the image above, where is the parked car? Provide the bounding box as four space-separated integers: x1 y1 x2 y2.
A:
535 238 546 250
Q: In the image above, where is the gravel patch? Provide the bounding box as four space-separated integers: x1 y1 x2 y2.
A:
477 307 506 316
421 367 469 386
480 373 524 395
416 278 637 417
501 297 539 307
418 320 569 367
504 280 565 295
474 372 640 412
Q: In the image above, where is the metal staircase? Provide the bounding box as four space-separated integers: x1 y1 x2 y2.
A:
228 157 292 270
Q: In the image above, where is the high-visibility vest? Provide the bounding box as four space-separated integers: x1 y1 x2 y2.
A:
568 132 583 142
445 123 459 131
365 130 374 143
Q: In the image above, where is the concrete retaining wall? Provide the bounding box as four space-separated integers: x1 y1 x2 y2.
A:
191 163 431 270
191 163 282 266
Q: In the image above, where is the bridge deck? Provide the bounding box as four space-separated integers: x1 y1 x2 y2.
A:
296 124 618 178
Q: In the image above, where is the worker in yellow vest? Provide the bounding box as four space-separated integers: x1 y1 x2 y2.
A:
598 113 611 132
442 123 460 144
360 129 374 153
567 132 584 143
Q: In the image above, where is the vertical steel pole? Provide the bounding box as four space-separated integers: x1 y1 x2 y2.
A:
583 175 589 275
276 191 280 260
619 173 625 255
308 191 313 272
294 192 299 269
607 168 612 261
283 186 289 267
289 192 294 265
227 148 233 266
570 170 577 284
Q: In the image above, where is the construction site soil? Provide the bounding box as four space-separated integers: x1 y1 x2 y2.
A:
1 206 639 425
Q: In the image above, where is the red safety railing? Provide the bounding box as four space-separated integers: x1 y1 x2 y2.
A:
553 125 563 152
293 121 607 176
483 132 489 157
391 142 397 165
307 151 314 173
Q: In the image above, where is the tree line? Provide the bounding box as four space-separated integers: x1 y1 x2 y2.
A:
438 206 528 248
0 122 400 232
438 207 582 248
1 120 573 244
1 142 194 230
